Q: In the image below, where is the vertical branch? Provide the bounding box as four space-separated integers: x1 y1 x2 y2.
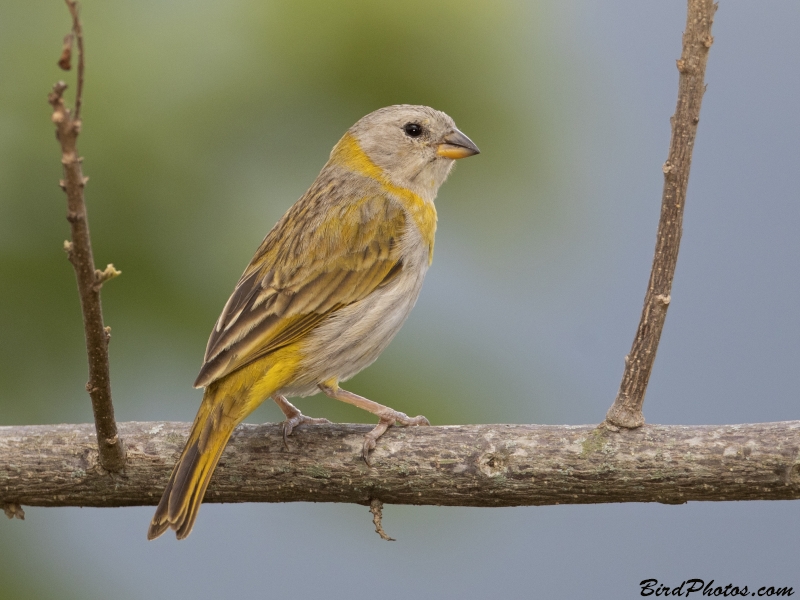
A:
606 0 717 429
71 1 84 122
48 0 125 471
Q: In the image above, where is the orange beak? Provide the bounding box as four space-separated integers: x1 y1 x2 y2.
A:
436 128 480 159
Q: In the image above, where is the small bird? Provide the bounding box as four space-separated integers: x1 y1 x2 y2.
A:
147 105 479 540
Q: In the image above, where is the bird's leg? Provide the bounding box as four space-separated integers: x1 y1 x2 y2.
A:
318 381 430 464
271 394 331 449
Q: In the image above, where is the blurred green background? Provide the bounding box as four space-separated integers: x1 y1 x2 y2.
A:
1 1 798 598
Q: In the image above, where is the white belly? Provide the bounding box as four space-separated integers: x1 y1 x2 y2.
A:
278 229 430 398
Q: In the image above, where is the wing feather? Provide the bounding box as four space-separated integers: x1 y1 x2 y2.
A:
194 187 407 388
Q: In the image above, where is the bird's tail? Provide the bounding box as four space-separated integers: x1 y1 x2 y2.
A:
148 382 242 540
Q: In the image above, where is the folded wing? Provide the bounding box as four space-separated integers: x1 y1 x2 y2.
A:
194 192 406 388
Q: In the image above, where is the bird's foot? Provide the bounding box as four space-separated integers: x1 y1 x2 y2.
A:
362 410 430 465
272 394 331 449
282 414 331 448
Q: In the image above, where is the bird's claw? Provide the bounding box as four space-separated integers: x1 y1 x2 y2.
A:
361 411 430 465
282 414 331 450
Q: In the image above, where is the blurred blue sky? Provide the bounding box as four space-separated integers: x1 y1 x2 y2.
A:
1 1 798 598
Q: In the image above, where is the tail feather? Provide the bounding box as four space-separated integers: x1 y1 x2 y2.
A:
148 351 291 540
148 387 238 540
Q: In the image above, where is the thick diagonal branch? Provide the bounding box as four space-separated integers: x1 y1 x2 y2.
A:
46 0 125 472
607 0 717 428
1 421 798 509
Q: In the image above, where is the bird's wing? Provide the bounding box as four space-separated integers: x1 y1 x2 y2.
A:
194 191 406 388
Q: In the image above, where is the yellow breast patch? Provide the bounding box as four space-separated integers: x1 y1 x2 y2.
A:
331 133 437 263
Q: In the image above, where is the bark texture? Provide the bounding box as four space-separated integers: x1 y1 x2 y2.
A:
2 421 798 509
607 0 717 428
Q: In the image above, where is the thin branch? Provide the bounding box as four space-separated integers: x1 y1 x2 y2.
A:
64 0 84 121
48 1 125 472
1 421 798 509
606 0 717 428
369 499 395 541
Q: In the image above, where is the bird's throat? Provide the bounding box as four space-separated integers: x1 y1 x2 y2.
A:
331 133 437 264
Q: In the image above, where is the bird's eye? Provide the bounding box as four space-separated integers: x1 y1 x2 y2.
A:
403 123 423 138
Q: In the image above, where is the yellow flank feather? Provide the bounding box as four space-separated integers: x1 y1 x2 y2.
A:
210 344 304 416
249 344 304 402
331 133 438 263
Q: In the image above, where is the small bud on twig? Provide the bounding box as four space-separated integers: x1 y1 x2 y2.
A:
58 33 74 70
94 264 122 289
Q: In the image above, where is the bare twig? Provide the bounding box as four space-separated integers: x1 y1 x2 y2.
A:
1 421 798 509
64 0 84 120
606 0 717 428
369 499 395 541
48 0 125 472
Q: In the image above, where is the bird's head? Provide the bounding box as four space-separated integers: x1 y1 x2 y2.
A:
343 104 480 201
